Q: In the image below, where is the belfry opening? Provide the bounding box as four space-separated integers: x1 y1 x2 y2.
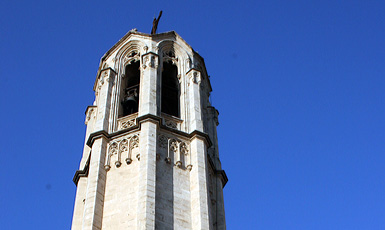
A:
71 30 227 230
161 61 179 117
120 60 140 117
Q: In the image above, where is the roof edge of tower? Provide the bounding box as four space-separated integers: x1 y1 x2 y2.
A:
94 30 209 92
100 30 205 61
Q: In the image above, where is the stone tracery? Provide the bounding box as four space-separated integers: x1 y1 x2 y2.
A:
105 134 140 170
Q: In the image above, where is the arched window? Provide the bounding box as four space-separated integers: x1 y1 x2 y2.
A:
120 60 140 117
161 61 179 117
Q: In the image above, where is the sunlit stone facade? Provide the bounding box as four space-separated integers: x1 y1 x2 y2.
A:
71 30 227 230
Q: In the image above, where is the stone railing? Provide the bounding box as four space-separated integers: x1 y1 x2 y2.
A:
161 113 183 130
117 113 138 131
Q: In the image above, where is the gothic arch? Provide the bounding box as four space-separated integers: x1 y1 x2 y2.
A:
157 41 191 118
114 40 145 118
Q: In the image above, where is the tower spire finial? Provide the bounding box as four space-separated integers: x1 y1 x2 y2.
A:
151 10 163 35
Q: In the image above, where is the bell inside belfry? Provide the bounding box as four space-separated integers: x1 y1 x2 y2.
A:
120 60 140 117
122 87 138 115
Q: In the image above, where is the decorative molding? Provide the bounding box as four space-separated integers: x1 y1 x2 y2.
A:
117 113 138 131
158 134 168 149
142 52 158 69
143 46 148 53
86 114 213 149
123 50 140 68
180 142 189 155
186 68 202 85
207 154 229 188
104 134 140 170
161 113 182 130
73 155 90 186
162 50 178 65
165 120 177 129
121 119 135 129
160 134 190 169
85 106 97 125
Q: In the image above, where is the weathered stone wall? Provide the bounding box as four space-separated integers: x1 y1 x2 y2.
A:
101 138 140 230
155 133 192 229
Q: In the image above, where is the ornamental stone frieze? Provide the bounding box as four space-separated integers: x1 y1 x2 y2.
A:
71 30 227 230
157 133 191 170
105 133 140 171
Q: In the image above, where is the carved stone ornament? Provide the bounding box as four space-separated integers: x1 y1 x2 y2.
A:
159 134 191 170
97 75 104 90
124 50 140 64
192 72 199 84
142 54 157 69
85 108 94 124
165 120 177 129
163 50 178 65
143 56 149 69
169 139 178 152
186 164 193 171
175 161 182 168
180 142 189 155
109 142 118 155
104 134 140 170
121 119 135 129
158 135 168 149
150 56 156 68
130 135 139 149
119 139 128 152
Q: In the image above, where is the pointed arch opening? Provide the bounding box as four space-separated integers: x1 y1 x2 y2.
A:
161 61 180 117
120 60 140 117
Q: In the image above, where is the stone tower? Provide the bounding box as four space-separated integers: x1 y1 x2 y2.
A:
71 30 228 230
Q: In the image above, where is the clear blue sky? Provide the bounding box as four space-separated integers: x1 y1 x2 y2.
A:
1 0 385 229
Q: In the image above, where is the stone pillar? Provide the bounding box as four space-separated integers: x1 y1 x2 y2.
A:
214 177 226 230
94 69 115 132
189 136 211 230
136 120 157 230
71 177 87 230
187 69 203 132
82 137 108 230
139 52 159 116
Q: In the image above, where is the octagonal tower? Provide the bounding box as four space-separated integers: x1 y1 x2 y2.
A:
71 30 228 230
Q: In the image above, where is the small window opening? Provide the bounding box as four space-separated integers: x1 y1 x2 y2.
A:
120 61 140 117
161 61 179 117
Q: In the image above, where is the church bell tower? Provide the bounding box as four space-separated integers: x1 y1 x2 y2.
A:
71 29 228 230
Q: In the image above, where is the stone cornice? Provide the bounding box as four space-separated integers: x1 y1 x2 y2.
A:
73 155 90 186
86 114 212 148
80 114 225 187
186 68 201 75
85 105 97 115
207 156 228 188
93 67 117 92
86 130 110 148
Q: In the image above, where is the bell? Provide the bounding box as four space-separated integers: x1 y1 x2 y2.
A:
123 94 137 104
122 92 138 115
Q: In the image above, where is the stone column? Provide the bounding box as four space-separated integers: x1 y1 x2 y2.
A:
94 68 115 132
71 177 87 230
186 69 203 132
139 52 159 116
136 120 158 230
82 137 108 230
214 177 226 230
189 136 211 230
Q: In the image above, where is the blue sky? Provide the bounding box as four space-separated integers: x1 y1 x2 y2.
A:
1 0 385 229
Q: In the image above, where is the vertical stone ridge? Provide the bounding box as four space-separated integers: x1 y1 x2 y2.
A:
137 121 157 230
